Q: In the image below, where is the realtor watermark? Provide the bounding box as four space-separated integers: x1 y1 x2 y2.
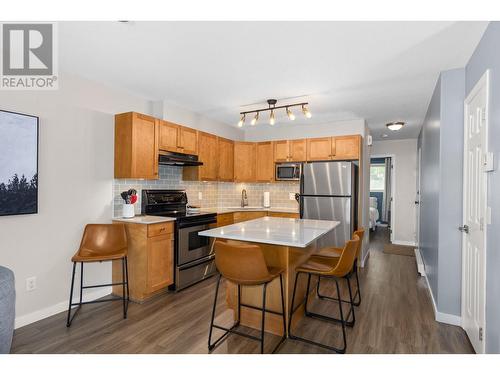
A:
1 22 58 90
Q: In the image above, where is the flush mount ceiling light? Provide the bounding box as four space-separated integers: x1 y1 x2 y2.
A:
386 121 405 131
238 99 311 127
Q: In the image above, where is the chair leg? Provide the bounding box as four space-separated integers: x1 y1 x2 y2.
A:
122 257 127 319
260 282 267 354
79 262 84 304
208 274 223 351
304 273 312 316
345 278 356 326
353 268 361 306
237 284 241 324
125 256 130 303
288 272 347 353
66 262 77 327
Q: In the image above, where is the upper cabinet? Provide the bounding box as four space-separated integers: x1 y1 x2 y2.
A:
234 142 256 182
183 131 218 181
255 141 274 182
306 135 360 161
217 137 234 182
274 139 307 162
158 120 198 155
115 112 159 179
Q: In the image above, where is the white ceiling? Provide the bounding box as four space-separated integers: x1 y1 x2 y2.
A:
59 21 488 140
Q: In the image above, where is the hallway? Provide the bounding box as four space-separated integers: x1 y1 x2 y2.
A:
11 228 473 354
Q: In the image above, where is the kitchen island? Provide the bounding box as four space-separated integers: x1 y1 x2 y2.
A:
199 216 339 336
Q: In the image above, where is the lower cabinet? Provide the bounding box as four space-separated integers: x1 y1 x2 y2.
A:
267 211 300 219
112 221 174 303
216 211 299 226
233 211 267 223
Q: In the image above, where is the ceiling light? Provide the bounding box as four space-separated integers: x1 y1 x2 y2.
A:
238 114 245 127
386 121 404 131
251 112 259 126
238 99 310 127
302 104 312 119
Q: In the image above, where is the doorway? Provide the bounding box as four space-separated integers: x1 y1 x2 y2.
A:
370 155 395 243
461 70 489 354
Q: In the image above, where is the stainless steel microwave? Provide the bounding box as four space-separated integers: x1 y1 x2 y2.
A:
275 163 302 181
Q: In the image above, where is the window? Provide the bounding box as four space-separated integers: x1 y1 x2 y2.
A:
370 165 386 191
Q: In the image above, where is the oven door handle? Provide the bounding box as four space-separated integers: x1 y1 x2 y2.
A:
177 218 217 229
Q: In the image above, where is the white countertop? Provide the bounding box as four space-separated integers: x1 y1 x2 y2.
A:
211 207 299 214
112 215 176 224
199 216 339 248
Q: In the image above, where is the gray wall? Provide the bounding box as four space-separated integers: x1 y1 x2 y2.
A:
465 21 500 353
418 68 465 317
418 75 441 303
437 69 465 316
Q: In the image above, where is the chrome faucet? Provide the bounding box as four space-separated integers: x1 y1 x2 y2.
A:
241 189 248 208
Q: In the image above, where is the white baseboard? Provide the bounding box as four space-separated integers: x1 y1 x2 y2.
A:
422 273 461 326
15 287 112 329
392 240 417 247
361 248 370 268
414 248 425 276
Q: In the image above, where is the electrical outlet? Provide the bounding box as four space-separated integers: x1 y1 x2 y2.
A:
198 191 203 200
289 192 295 200
26 276 37 291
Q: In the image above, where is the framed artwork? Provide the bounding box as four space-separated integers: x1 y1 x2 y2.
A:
0 110 39 216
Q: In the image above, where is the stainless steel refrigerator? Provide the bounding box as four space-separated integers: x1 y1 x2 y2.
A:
299 161 358 248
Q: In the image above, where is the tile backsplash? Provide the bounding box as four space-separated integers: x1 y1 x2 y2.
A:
113 165 299 217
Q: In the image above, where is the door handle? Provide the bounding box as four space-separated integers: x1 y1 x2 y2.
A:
458 225 469 234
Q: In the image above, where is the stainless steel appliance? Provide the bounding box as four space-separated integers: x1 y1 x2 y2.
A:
141 190 217 291
158 151 203 166
298 161 358 248
275 162 302 181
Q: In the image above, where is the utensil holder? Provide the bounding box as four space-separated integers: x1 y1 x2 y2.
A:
122 204 135 218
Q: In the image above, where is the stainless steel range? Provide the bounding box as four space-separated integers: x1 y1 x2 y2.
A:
141 190 217 291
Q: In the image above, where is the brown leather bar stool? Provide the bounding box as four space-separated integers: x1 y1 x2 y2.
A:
208 240 287 354
66 224 129 327
288 235 360 353
316 228 365 309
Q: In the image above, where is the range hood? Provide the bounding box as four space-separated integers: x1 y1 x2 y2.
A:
158 151 203 167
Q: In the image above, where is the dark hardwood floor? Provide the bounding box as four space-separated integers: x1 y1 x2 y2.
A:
11 228 474 354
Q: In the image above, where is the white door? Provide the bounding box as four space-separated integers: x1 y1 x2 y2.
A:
461 70 489 354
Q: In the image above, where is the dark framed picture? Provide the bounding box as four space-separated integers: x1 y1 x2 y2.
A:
0 110 39 216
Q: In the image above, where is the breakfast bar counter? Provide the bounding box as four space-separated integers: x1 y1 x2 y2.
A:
200 217 340 336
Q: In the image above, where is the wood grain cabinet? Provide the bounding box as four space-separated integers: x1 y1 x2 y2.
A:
255 141 274 182
114 112 159 179
183 131 218 181
233 211 267 223
217 137 234 181
158 120 198 155
306 135 361 161
112 221 174 303
234 142 257 182
274 139 307 162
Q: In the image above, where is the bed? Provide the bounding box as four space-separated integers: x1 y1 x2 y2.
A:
369 196 380 230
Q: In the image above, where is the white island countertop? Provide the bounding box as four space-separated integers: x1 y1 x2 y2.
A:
199 216 340 248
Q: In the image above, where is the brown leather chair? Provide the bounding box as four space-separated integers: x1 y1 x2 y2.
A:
316 228 365 307
208 240 286 354
66 224 129 327
288 235 360 353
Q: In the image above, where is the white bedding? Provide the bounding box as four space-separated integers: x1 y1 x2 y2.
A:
369 207 379 229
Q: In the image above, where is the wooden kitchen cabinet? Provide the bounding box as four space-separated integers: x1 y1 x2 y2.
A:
178 126 198 155
332 135 361 160
216 212 234 227
112 221 174 302
306 135 361 161
217 137 234 181
234 142 256 182
267 211 300 219
114 112 159 179
183 131 218 181
233 211 267 223
158 120 198 155
275 139 307 162
255 141 274 182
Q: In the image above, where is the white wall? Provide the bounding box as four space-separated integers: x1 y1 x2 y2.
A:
155 100 245 141
0 72 154 328
371 139 418 245
243 119 366 141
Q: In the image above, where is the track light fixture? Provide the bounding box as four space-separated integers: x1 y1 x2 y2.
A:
238 114 245 128
237 99 311 127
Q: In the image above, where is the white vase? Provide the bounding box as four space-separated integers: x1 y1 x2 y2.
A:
122 204 135 218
